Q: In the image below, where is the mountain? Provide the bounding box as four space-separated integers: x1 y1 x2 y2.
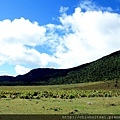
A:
0 50 120 85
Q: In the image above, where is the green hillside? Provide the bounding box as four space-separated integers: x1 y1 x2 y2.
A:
0 50 119 85
48 50 120 84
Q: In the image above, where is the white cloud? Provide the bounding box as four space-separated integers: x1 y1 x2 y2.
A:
0 17 58 75
15 65 31 75
0 1 120 75
0 17 46 46
0 18 49 66
46 2 120 68
59 6 69 14
79 0 113 12
79 0 97 11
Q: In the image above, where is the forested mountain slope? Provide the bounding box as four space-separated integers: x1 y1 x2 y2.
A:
51 50 120 84
0 50 119 85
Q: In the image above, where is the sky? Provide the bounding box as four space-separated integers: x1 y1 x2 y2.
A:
0 0 120 76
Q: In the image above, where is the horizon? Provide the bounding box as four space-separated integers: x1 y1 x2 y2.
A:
0 49 119 77
0 0 120 76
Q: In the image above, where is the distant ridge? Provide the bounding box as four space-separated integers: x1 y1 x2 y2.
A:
0 50 119 85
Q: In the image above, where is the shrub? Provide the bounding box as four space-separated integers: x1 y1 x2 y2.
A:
19 94 33 99
108 94 112 97
88 94 95 97
99 94 104 97
25 95 32 99
69 95 75 99
33 91 39 96
10 95 16 99
104 94 107 97
33 95 41 99
48 92 53 97
80 94 87 97
0 94 7 98
60 94 66 99
115 93 119 97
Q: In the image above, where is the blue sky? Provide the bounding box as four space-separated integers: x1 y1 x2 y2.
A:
0 0 77 25
0 0 120 76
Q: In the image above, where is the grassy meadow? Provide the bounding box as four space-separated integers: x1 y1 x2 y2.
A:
0 80 120 114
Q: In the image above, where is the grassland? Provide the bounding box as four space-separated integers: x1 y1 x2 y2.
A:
0 80 120 114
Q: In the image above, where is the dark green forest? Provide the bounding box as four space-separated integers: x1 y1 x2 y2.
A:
49 50 120 85
0 50 120 85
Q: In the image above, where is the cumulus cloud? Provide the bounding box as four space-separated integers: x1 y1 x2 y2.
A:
0 17 46 46
0 17 47 68
0 17 58 74
0 1 120 75
59 6 69 14
45 5 120 68
79 0 113 12
15 65 31 75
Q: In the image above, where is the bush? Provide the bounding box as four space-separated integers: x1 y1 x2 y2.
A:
33 91 39 96
108 94 112 97
99 94 104 97
88 94 95 97
80 94 87 97
69 95 75 99
10 95 16 99
0 94 7 98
